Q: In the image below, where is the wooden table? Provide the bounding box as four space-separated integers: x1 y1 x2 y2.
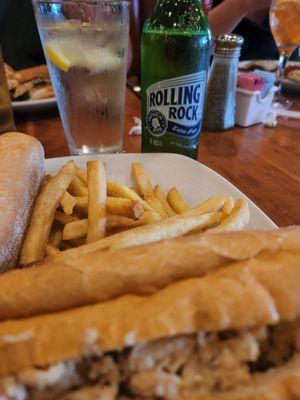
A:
15 88 300 227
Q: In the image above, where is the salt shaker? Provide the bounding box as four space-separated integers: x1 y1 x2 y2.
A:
203 34 244 131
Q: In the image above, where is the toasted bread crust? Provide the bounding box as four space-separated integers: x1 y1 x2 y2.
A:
0 227 299 321
0 132 45 271
14 65 50 84
0 242 300 375
29 84 54 100
49 224 299 262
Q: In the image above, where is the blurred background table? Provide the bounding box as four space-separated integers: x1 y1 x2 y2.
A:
15 88 300 227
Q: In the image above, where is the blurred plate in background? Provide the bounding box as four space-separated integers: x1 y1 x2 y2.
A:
239 60 300 95
12 97 57 113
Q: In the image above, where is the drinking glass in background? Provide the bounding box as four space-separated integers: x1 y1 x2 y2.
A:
202 0 213 15
0 48 15 134
32 0 130 155
269 0 300 107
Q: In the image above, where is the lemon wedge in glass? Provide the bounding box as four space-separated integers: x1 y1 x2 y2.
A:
45 39 120 73
45 42 72 72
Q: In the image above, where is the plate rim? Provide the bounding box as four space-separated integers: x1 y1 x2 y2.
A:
12 97 57 111
45 152 278 229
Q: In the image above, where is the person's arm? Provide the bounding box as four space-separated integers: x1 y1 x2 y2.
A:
141 0 156 25
208 0 272 36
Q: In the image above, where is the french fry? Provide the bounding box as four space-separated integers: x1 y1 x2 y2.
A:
107 198 144 220
49 209 228 260
107 214 145 231
75 167 87 185
74 196 88 214
34 157 251 260
154 185 176 217
222 197 235 215
55 211 78 225
69 175 88 197
75 196 144 220
20 161 76 265
167 187 190 214
147 197 167 219
209 199 250 233
110 212 225 250
130 202 145 220
136 211 161 225
45 244 61 256
87 160 107 243
49 230 63 248
107 181 154 213
108 212 160 229
60 191 76 215
68 235 114 252
131 162 155 200
184 195 228 217
63 212 160 241
63 219 88 241
130 186 139 195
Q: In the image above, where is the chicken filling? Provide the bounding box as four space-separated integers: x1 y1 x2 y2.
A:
1 321 300 400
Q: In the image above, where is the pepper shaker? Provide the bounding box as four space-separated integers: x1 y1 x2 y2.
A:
203 34 244 131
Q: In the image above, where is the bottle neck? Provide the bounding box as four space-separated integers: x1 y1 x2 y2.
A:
149 0 209 32
154 0 203 12
155 0 202 6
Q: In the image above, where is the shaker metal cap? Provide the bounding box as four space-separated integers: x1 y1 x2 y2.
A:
214 34 244 55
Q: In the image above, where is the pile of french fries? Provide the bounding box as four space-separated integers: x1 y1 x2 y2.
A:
19 160 250 265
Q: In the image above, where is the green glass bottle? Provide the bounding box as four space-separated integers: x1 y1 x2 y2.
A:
141 0 212 159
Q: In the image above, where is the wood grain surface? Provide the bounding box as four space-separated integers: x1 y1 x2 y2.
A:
14 88 300 227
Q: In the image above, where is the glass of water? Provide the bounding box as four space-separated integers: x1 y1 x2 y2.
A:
32 0 130 155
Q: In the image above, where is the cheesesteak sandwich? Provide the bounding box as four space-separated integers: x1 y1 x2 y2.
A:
0 227 299 320
5 65 54 101
0 227 300 399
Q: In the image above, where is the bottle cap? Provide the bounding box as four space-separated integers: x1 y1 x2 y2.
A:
214 34 244 56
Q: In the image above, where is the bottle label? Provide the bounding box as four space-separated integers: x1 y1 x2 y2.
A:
146 72 206 139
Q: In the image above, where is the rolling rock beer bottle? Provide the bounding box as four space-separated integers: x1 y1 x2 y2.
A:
141 0 212 159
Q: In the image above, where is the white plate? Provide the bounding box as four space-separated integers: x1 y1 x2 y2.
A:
12 97 57 113
46 153 277 230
